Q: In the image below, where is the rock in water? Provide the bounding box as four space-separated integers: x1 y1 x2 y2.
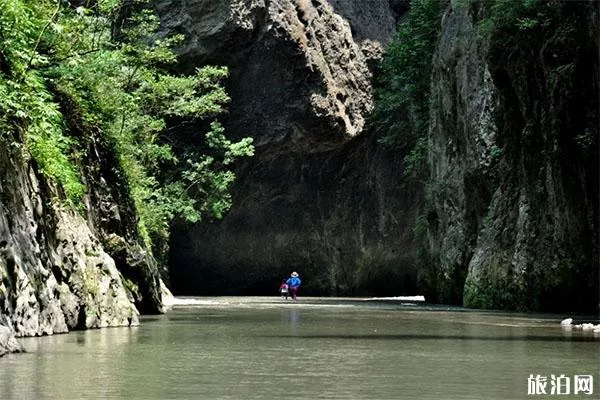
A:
560 318 573 326
0 324 23 357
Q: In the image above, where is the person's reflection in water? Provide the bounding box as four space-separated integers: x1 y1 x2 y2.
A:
287 309 300 335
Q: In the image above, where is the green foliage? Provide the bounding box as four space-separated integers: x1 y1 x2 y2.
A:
403 136 428 179
478 0 548 37
135 120 253 246
463 267 526 311
477 0 567 57
0 0 84 201
478 0 595 160
412 212 429 239
50 0 253 247
489 144 502 159
372 0 442 178
0 0 254 249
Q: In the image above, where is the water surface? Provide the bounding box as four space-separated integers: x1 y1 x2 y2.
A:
1 297 598 399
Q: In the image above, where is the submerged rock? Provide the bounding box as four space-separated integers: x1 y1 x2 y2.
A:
560 318 573 326
562 320 600 334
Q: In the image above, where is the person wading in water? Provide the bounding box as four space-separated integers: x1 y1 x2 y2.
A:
279 279 289 299
286 272 301 300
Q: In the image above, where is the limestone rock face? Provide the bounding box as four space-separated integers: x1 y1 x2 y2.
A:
157 0 414 296
0 144 139 356
156 0 386 151
171 134 421 296
156 0 599 311
424 2 498 305
73 120 163 315
425 1 598 312
0 94 166 356
0 325 22 357
159 0 597 313
329 0 401 44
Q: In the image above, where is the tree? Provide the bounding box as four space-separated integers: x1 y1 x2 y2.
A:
0 0 254 249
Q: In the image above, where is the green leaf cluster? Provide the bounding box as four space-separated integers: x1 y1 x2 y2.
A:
372 0 442 178
477 0 578 64
478 0 596 157
478 0 551 39
0 0 84 201
0 0 254 248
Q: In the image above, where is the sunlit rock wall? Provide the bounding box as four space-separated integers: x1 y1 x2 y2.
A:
0 101 165 356
156 0 419 296
0 145 136 355
156 0 376 150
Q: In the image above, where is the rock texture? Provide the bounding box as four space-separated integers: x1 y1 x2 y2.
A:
171 134 421 296
0 325 22 357
59 91 164 315
156 0 377 151
159 0 597 312
156 0 413 296
424 1 498 305
0 95 164 356
0 145 133 355
329 0 402 44
425 0 598 312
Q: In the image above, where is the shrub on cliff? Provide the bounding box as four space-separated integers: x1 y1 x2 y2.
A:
0 0 84 201
0 0 254 249
372 0 443 180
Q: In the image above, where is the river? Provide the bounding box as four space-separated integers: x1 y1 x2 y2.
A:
0 297 598 399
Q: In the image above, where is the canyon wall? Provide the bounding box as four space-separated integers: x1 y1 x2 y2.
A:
158 0 597 312
0 106 164 355
156 0 420 295
425 0 598 312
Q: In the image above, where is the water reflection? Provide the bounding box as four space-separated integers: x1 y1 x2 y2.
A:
0 298 598 400
270 333 600 342
1 326 141 400
286 308 301 334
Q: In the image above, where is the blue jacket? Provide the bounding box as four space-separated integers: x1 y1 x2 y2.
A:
286 276 301 288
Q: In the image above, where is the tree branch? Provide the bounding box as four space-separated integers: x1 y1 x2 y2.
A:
24 0 61 73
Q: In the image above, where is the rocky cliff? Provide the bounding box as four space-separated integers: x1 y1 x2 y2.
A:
160 0 597 313
425 0 598 312
156 0 377 150
156 0 420 295
0 97 164 356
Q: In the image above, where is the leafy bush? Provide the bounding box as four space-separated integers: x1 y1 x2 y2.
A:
373 0 442 152
478 0 550 39
0 0 84 201
0 0 254 248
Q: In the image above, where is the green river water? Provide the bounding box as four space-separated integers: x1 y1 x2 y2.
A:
0 297 598 400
